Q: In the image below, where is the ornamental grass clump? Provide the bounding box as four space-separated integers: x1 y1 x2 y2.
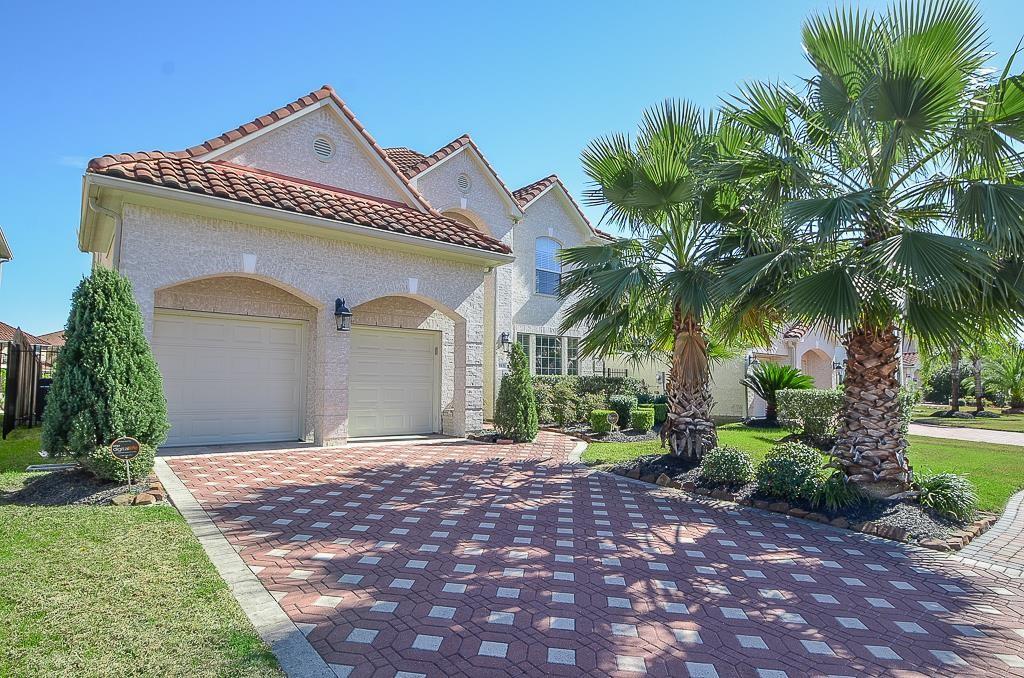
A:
916 472 978 521
42 267 169 481
698 446 755 487
809 470 866 512
755 442 824 502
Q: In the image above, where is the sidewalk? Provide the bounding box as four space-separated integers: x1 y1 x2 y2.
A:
909 423 1024 447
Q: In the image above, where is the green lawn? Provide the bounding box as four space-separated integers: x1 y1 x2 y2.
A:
911 405 1024 432
0 433 282 677
0 427 46 472
582 423 1024 512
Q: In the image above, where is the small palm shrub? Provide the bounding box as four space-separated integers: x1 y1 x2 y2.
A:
809 470 865 512
494 343 539 442
916 473 978 521
607 394 638 429
741 362 814 424
756 442 823 501
698 446 754 487
630 407 655 431
590 409 615 434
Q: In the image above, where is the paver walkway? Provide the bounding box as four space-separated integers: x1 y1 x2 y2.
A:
958 491 1024 573
909 422 1024 447
165 432 1024 677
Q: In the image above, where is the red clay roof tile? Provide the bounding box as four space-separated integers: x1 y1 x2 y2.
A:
513 175 616 241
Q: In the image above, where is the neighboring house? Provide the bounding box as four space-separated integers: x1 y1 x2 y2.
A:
0 322 47 346
0 225 11 286
37 330 66 347
77 85 614 447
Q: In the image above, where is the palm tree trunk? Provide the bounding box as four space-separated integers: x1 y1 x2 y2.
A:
833 325 910 498
662 312 717 460
950 344 961 412
972 353 984 412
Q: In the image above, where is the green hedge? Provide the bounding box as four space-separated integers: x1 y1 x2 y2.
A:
590 409 615 434
652 403 668 425
755 442 824 501
630 407 655 431
607 394 637 429
777 389 844 437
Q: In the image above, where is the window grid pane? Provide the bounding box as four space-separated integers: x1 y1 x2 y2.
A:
535 335 562 375
567 337 579 376
535 238 561 295
516 333 530 363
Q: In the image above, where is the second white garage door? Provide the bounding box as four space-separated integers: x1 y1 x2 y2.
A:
152 310 306 446
348 326 440 437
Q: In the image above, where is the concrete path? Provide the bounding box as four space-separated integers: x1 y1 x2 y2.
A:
909 423 1024 447
163 432 1024 677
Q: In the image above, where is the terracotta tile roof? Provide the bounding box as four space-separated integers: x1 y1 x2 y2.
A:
38 330 65 346
87 152 511 255
903 351 919 366
91 85 438 216
383 147 427 174
0 321 46 345
513 175 616 241
783 323 809 339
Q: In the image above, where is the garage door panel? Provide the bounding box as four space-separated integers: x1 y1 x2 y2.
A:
154 311 305 446
348 327 439 437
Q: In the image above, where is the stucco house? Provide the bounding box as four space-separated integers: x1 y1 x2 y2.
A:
77 85 614 447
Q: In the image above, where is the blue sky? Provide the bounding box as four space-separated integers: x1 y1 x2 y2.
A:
1 1 1021 334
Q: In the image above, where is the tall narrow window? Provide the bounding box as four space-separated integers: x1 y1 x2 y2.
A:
535 237 561 295
566 337 579 376
516 333 530 362
535 335 562 375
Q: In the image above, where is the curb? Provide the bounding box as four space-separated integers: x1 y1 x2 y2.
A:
154 458 335 678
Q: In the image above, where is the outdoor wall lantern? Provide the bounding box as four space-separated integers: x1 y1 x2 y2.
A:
334 298 353 332
499 331 512 351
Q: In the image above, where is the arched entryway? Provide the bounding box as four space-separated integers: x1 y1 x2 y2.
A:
800 348 834 389
151 274 319 446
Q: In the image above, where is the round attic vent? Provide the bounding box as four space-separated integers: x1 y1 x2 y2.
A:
456 173 472 194
313 136 334 161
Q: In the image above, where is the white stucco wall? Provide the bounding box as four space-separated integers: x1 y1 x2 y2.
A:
115 202 487 444
219 107 407 202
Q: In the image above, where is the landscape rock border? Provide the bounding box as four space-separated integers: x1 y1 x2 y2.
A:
612 467 996 552
110 478 168 506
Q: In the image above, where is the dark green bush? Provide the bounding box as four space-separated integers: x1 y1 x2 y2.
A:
698 446 754 486
590 409 615 434
607 394 637 428
532 379 555 424
578 393 606 422
42 267 168 481
652 403 668 425
549 379 581 427
494 343 539 442
916 472 978 521
84 444 157 484
755 442 824 501
630 407 655 431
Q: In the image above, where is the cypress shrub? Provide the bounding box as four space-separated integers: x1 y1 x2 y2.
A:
42 267 169 480
494 343 539 442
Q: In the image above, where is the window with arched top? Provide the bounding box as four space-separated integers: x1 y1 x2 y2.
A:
535 237 561 295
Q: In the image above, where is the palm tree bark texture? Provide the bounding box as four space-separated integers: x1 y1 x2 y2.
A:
832 325 910 496
661 313 718 460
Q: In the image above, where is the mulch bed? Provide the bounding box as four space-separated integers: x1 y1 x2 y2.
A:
606 452 994 549
0 469 153 506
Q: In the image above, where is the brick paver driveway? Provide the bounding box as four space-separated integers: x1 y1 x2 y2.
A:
166 432 1024 677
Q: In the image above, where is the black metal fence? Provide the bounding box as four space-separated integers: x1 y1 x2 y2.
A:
2 339 60 438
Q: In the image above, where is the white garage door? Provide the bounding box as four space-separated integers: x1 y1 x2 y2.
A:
348 326 440 438
152 310 306 446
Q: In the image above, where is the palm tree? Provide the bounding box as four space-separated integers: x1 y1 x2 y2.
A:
558 101 776 460
741 362 814 425
986 344 1024 412
718 0 1024 496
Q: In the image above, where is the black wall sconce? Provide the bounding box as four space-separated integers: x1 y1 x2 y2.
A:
499 331 512 351
334 298 353 331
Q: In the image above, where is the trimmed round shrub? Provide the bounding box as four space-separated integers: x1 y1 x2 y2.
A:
84 444 157 483
652 403 668 425
698 446 754 486
755 442 823 501
916 472 978 521
590 409 615 434
630 407 655 431
777 388 843 438
607 394 638 429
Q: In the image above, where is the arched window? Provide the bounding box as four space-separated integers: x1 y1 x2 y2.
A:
535 237 561 295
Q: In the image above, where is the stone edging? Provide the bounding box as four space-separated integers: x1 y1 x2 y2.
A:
604 466 996 554
154 458 334 678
